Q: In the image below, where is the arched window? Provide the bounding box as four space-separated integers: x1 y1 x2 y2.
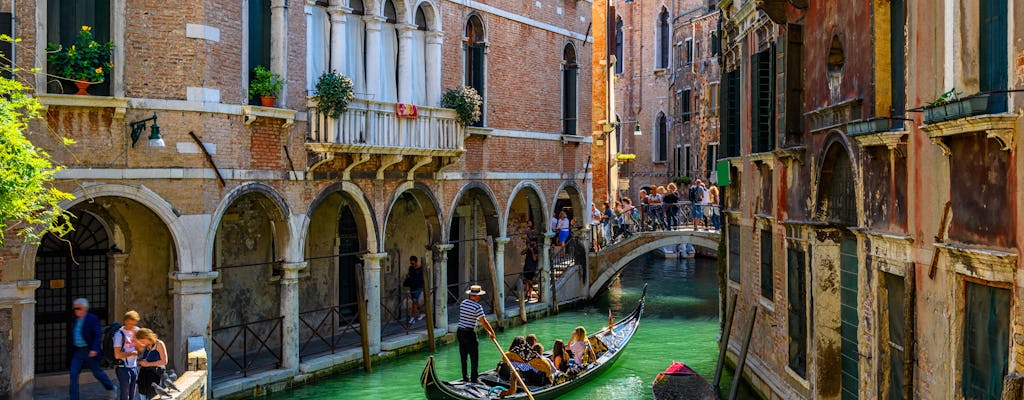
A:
306 2 330 93
344 0 366 96
47 0 113 94
562 44 578 136
465 15 486 126
655 112 667 162
657 8 669 69
615 17 624 74
377 0 399 103
410 4 429 104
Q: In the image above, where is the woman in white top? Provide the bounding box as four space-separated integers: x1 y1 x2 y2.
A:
568 326 597 366
554 211 571 257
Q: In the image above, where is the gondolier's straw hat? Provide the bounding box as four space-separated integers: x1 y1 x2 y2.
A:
466 285 486 296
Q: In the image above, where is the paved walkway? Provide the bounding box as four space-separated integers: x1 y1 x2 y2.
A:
35 370 116 400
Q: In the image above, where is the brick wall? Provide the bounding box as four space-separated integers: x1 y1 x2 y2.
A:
249 120 283 170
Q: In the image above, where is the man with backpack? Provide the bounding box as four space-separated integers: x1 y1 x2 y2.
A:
68 298 117 400
689 180 707 230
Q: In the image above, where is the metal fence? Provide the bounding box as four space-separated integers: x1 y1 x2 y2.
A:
211 316 284 381
298 303 363 360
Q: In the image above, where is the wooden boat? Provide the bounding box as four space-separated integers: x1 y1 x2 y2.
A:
421 285 647 399
651 361 718 400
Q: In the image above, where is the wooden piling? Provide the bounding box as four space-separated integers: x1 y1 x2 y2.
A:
712 292 738 389
518 279 528 324
422 252 436 352
728 306 758 400
486 237 505 330
354 263 372 372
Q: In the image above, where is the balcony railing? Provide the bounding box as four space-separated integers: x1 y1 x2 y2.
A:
306 98 464 157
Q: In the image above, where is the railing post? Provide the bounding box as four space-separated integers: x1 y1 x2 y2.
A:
360 253 387 354
279 261 306 371
434 244 454 331
540 232 555 310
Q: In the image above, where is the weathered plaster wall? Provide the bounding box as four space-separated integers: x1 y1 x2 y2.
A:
382 194 432 322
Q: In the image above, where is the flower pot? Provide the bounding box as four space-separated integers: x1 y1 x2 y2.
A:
74 81 91 96
260 96 276 107
924 94 990 124
848 118 893 135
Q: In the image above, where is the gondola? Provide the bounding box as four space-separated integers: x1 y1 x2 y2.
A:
421 284 647 400
651 361 718 400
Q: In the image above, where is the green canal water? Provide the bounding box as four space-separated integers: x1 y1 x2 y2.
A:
276 252 759 399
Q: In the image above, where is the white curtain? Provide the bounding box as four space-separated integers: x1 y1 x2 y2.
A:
344 14 366 96
378 24 398 103
306 6 330 93
409 30 426 105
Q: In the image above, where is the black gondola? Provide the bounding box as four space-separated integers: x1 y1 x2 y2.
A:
421 284 647 400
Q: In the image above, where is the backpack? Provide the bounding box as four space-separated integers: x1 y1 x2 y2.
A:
688 186 702 203
100 322 123 368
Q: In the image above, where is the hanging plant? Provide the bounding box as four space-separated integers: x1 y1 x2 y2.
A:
441 86 482 126
314 71 356 119
46 25 114 83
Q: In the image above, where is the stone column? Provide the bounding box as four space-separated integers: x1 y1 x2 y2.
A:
270 0 289 107
108 253 129 319
434 244 454 331
360 253 387 353
396 23 416 104
362 16 385 100
279 262 306 371
424 31 443 107
540 232 555 306
327 5 350 73
169 272 219 374
494 237 510 317
3 279 40 400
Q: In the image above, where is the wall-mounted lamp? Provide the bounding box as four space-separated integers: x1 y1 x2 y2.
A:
129 113 165 148
634 122 642 136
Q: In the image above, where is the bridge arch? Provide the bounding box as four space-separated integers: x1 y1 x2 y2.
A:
587 232 720 298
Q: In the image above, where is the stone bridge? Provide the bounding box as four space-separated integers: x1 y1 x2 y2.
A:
585 230 721 298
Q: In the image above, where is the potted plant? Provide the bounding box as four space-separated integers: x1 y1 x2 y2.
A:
847 117 892 135
441 86 482 126
314 71 356 119
923 88 990 124
46 25 114 95
249 65 284 107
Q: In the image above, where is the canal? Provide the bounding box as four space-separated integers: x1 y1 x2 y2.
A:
275 252 758 399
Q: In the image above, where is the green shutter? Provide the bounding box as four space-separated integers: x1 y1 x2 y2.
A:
979 0 1008 113
0 13 10 79
759 230 773 299
753 49 774 153
787 248 807 377
963 282 1010 400
728 224 740 282
839 236 860 400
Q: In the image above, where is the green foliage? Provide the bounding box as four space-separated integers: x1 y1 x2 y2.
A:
673 176 691 185
46 26 114 83
0 75 74 245
314 71 356 119
927 87 965 107
249 65 284 99
441 86 482 126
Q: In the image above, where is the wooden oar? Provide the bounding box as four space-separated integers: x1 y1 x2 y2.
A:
489 336 536 400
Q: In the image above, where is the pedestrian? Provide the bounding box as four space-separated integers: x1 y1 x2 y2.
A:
699 180 711 229
68 298 117 400
114 310 141 400
650 186 666 230
664 183 680 229
602 202 615 244
403 256 425 324
709 185 721 231
689 180 707 230
457 285 496 383
620 198 636 237
134 328 167 399
590 203 604 252
554 211 570 257
521 238 539 301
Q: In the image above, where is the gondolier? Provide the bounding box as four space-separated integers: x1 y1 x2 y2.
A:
458 285 496 384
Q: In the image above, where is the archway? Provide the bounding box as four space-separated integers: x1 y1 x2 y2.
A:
34 197 177 375
300 185 376 359
551 182 586 278
503 182 547 303
381 186 443 338
445 184 501 321
209 190 290 381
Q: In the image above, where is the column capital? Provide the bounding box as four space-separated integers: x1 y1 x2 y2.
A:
327 6 352 19
271 0 288 9
495 237 511 245
280 262 308 271
169 272 220 295
435 243 455 252
360 252 388 269
397 23 419 34
426 30 444 42
543 231 557 239
363 15 386 29
168 271 220 283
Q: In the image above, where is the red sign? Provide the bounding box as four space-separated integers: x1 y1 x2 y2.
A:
396 103 419 118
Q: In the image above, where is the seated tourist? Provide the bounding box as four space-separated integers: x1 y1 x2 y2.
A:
526 334 538 348
568 326 597 366
550 339 570 373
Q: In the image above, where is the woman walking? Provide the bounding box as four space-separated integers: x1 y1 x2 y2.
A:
135 328 167 399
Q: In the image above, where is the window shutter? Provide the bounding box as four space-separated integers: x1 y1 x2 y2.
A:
0 13 10 79
979 0 1008 113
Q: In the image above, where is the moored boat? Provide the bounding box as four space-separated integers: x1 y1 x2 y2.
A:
421 285 647 399
651 361 718 400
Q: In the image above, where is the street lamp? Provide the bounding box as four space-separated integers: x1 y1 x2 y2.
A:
129 113 165 148
634 122 642 136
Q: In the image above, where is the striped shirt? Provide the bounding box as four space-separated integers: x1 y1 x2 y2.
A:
458 299 486 330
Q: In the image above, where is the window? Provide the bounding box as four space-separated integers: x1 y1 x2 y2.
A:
683 145 691 177
615 17 624 74
760 230 773 299
785 24 804 146
889 0 906 118
728 223 740 282
723 70 741 157
709 83 719 116
882 273 906 400
695 41 701 60
0 13 11 78
465 15 486 126
962 282 1010 400
685 38 693 65
710 30 720 56
562 44 578 135
681 89 692 122
248 0 271 86
306 2 330 93
344 0 366 96
657 8 669 69
378 0 399 103
673 147 683 178
787 248 807 377
706 143 718 180
654 112 667 162
47 0 111 95
839 235 859 400
979 0 1008 113
752 47 775 153
410 5 429 105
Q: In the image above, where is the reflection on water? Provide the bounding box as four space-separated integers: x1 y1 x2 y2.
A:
274 252 759 399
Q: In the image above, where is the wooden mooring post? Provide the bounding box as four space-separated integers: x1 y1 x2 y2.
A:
712 292 738 388
354 263 372 372
422 253 436 352
728 306 758 400
486 237 505 331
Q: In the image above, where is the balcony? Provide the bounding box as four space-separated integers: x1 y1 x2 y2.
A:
306 98 464 159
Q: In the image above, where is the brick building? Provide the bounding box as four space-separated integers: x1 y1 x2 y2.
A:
718 0 1024 399
671 5 719 183
0 0 595 397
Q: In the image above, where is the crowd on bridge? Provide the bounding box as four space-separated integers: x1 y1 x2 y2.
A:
590 179 721 252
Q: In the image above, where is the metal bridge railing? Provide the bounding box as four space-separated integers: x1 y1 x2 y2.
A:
211 316 284 381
